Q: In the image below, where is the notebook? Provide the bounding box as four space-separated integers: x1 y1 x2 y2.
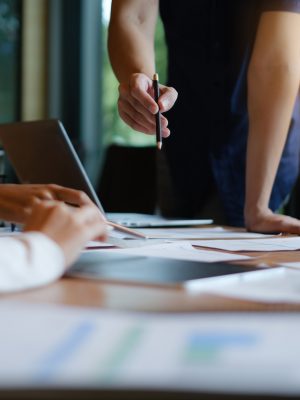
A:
0 120 212 228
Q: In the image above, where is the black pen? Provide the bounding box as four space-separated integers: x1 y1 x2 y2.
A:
153 73 162 150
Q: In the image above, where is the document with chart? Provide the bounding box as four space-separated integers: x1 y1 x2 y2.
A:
1 301 300 396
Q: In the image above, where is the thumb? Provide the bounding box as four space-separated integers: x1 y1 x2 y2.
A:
158 86 178 112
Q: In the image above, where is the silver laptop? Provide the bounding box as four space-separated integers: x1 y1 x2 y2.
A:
0 120 212 228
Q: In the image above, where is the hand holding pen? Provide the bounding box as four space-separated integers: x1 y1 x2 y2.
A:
117 72 178 137
153 73 162 149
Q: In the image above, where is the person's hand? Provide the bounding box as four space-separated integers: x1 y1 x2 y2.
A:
245 207 300 234
118 72 178 136
24 200 107 267
0 183 95 224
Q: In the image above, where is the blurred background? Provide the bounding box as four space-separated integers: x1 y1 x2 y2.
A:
0 0 167 213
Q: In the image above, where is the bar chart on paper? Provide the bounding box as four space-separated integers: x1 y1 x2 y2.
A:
0 301 300 396
181 332 258 364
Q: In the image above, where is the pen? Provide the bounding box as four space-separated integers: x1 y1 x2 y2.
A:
107 220 147 239
153 73 162 150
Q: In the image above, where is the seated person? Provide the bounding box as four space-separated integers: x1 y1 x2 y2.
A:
0 183 107 292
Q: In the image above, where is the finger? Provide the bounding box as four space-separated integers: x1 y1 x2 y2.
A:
119 109 155 134
50 185 92 206
128 77 159 114
119 98 157 131
35 189 55 201
23 201 57 230
73 204 105 225
119 81 170 133
249 214 300 234
273 216 300 234
87 220 108 241
157 114 171 138
158 86 178 112
126 98 170 133
119 105 170 137
75 207 108 241
120 96 170 135
119 83 157 117
29 200 67 217
122 95 159 125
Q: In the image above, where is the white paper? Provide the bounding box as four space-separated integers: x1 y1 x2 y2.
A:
277 261 300 270
85 241 115 249
192 236 300 252
131 226 274 240
107 241 251 262
190 267 300 304
1 301 300 395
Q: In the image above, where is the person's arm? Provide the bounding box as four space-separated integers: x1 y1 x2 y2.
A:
0 201 107 292
109 0 157 83
0 183 95 224
245 11 300 233
109 0 177 136
0 232 65 292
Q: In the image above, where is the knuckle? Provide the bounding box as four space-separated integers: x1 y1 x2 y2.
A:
130 73 139 85
130 81 141 96
38 189 51 198
53 202 68 217
78 190 89 202
29 195 40 207
47 183 59 190
118 83 128 97
169 87 178 99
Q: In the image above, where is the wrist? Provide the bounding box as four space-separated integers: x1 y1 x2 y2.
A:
244 205 272 230
120 71 153 85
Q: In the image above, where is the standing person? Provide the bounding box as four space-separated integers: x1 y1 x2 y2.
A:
108 0 300 233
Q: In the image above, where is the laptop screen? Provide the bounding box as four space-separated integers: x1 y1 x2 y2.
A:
0 119 213 230
0 119 106 214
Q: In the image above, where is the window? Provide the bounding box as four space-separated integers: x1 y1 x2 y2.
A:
0 0 21 123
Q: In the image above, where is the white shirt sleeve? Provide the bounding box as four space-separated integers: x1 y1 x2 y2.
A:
0 232 65 293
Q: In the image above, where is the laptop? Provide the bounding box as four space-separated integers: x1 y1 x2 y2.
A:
0 120 212 228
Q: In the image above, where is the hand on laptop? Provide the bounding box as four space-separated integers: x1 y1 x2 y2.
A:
24 199 107 266
0 183 98 224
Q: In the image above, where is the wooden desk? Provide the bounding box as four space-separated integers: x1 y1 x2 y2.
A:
4 247 300 312
2 238 300 400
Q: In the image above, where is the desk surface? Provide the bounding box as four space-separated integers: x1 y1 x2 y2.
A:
3 245 300 312
2 231 300 400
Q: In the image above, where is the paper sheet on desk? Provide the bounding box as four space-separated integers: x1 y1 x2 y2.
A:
190 267 300 304
86 241 115 249
129 226 274 240
278 261 300 269
191 236 300 252
106 241 252 262
2 301 300 395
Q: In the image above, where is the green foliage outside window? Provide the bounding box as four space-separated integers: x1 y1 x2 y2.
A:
102 17 167 147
